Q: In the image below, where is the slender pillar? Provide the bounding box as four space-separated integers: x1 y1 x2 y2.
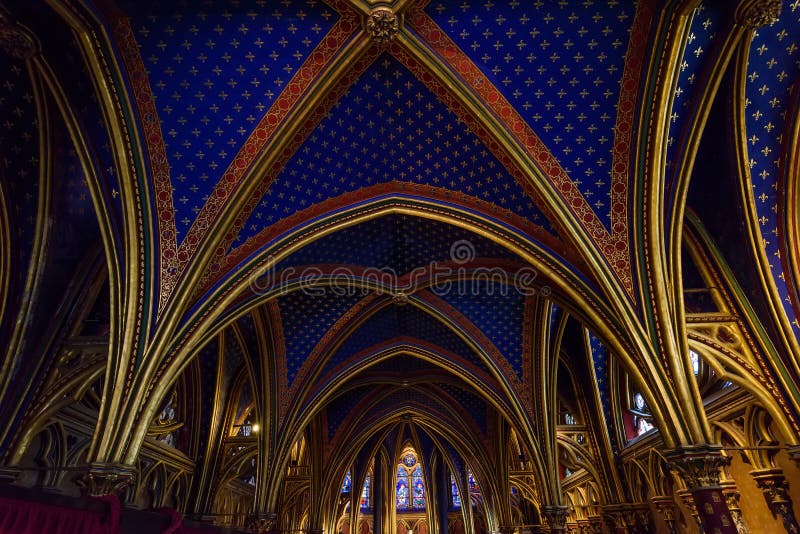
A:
541 505 568 533
373 459 383 534
667 446 737 533
719 481 748 533
750 468 800 534
437 461 450 534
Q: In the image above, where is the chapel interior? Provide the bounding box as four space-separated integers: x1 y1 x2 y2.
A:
0 0 799 533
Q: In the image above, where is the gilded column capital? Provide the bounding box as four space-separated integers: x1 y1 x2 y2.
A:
366 7 400 44
734 0 782 29
78 462 135 497
541 505 568 531
666 444 730 490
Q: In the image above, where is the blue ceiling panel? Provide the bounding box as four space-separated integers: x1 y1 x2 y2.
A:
278 288 364 385
320 303 491 380
745 1 800 338
275 213 520 277
666 0 725 191
123 0 337 242
587 331 615 449
326 385 371 442
427 0 637 228
231 52 555 248
437 383 487 435
439 280 525 379
0 56 39 289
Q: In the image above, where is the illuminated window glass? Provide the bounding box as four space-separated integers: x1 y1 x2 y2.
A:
690 350 700 375
396 466 410 511
360 473 371 509
450 474 460 508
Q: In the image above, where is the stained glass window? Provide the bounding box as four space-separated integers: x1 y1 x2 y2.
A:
450 474 461 508
396 448 426 512
342 471 352 494
360 473 370 509
412 466 425 508
396 466 410 511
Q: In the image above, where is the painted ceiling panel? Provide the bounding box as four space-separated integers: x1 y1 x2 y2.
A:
437 383 487 435
56 144 98 243
35 7 124 235
665 0 724 194
321 303 492 380
745 1 800 337
0 56 38 287
278 288 364 385
439 280 525 379
587 330 615 449
196 336 220 456
326 385 370 442
275 214 520 276
121 0 337 242
231 52 555 248
427 0 636 228
366 353 440 375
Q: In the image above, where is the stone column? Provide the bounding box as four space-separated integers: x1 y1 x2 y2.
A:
719 481 748 533
78 462 136 497
541 505 568 533
667 446 737 533
750 469 800 534
650 495 677 534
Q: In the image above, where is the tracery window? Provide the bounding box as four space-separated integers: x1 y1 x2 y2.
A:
396 450 425 512
631 391 655 436
360 472 371 510
450 474 461 508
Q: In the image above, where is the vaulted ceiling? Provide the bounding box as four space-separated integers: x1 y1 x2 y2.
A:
1 0 799 521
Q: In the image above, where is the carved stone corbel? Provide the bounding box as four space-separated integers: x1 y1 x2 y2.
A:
77 462 135 497
750 469 800 534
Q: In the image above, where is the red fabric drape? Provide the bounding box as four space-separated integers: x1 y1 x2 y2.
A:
0 495 120 534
